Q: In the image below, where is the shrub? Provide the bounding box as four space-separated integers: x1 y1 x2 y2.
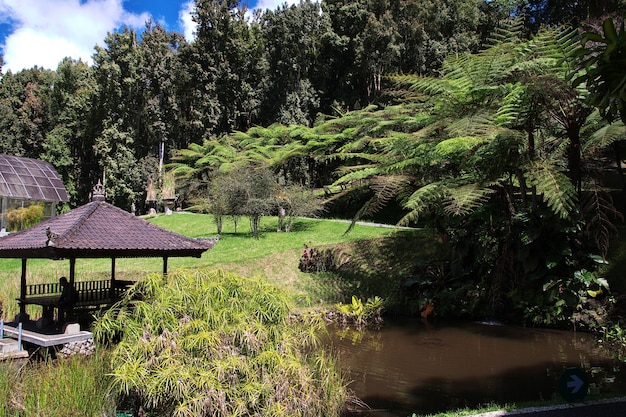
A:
5 203 45 231
94 269 347 417
334 296 384 328
298 244 350 273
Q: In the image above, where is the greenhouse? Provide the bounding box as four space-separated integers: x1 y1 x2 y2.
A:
0 154 68 233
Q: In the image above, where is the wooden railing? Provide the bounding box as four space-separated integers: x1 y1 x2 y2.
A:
19 279 134 313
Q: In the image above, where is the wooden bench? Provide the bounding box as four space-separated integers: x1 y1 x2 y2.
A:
17 279 134 320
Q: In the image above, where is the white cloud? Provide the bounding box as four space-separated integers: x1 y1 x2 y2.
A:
253 0 299 11
178 1 196 42
0 0 150 72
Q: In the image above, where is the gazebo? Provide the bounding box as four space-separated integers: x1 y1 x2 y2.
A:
0 182 213 324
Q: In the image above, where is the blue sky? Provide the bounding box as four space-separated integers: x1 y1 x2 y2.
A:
0 0 296 73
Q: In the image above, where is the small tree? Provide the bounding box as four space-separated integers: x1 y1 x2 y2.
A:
276 184 325 232
207 174 232 234
243 166 278 236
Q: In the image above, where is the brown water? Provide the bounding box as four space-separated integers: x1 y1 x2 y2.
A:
325 318 626 416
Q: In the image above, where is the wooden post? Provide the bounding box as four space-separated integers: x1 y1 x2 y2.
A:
19 258 27 320
111 257 116 298
69 257 76 287
163 257 168 276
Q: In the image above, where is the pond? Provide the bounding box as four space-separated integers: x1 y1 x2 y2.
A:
324 318 626 416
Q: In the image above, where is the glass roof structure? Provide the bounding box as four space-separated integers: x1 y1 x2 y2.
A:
0 154 69 202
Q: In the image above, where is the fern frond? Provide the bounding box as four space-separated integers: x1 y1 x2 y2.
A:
332 167 379 187
529 26 580 78
398 182 449 226
444 184 495 216
435 136 489 163
483 17 525 49
444 113 498 138
166 163 196 177
391 75 463 102
525 162 578 219
363 175 412 217
581 180 622 258
495 83 527 126
586 121 626 151
343 175 413 233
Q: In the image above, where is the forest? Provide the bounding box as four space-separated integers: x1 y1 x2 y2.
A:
2 0 626 326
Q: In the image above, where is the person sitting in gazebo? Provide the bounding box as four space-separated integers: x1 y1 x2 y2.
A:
57 276 77 324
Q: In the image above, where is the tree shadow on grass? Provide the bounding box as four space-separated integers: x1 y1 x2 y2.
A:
309 230 444 306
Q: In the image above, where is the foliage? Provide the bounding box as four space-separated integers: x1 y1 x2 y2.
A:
0 0 526 206
4 203 44 231
577 17 626 124
298 244 350 273
276 184 325 232
524 266 611 327
94 269 347 417
0 352 115 417
334 295 384 328
310 20 626 323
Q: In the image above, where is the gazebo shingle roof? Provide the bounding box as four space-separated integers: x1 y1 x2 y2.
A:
0 200 213 259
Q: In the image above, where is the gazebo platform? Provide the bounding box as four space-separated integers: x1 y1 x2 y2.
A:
0 338 28 361
2 321 93 348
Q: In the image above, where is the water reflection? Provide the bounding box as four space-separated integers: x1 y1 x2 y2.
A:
324 318 626 416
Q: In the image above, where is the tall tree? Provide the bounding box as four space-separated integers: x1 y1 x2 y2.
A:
90 28 143 208
519 0 626 33
177 0 261 141
44 58 96 205
258 1 326 126
0 68 55 158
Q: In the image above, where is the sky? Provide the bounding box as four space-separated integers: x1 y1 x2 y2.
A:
0 0 297 73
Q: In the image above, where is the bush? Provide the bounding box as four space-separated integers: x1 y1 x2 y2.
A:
298 244 350 273
94 269 348 417
5 203 45 231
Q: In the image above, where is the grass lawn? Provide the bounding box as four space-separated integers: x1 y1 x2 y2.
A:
0 212 429 319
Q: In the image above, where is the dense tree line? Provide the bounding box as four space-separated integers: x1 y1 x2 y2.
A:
3 0 622 208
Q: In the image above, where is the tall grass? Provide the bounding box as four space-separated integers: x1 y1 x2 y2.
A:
0 352 115 416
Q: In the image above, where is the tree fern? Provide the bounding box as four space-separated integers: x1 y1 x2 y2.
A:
586 120 626 150
398 182 449 226
343 175 413 233
525 162 578 219
444 183 496 216
580 179 623 258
